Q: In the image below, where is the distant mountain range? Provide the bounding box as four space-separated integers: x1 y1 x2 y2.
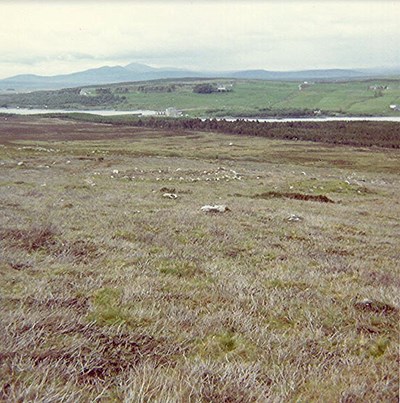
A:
0 63 399 91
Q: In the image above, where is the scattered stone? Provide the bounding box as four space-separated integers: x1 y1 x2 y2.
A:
287 214 303 222
84 178 96 187
17 161 24 166
112 169 119 174
201 205 230 213
163 193 178 199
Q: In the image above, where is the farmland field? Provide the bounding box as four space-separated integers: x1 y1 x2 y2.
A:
0 116 399 401
1 78 400 117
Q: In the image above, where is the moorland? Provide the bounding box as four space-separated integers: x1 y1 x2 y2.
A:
0 115 399 401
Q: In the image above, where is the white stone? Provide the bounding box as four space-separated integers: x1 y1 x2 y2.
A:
287 214 303 222
163 193 178 199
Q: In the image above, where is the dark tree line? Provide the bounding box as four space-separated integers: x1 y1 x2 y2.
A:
193 84 216 94
52 114 400 148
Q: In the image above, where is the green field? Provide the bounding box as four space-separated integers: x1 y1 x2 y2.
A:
2 78 400 117
110 79 400 116
0 117 399 401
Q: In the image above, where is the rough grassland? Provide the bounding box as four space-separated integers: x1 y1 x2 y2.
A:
0 117 399 402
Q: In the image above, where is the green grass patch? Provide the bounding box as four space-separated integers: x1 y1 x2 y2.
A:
367 337 390 358
88 287 131 326
194 331 257 361
159 260 202 278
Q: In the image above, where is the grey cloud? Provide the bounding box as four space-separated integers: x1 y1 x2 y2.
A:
0 0 399 78
1 52 97 65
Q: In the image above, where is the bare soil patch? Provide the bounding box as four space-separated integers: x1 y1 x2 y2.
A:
252 191 335 203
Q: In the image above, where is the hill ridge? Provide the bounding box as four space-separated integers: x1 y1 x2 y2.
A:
2 63 396 91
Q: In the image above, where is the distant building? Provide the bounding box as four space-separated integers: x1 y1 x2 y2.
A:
165 107 182 117
369 85 389 91
217 83 233 92
298 81 311 91
389 104 400 111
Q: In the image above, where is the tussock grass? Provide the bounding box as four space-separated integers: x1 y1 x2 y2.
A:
0 117 399 401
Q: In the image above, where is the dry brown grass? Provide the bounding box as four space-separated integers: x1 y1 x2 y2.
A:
0 117 399 401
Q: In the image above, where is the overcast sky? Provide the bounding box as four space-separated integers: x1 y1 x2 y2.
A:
0 1 399 78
